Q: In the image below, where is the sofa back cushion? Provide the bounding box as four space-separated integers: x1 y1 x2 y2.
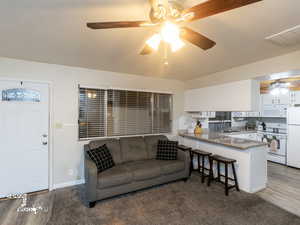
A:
144 135 168 159
120 136 148 163
88 139 122 164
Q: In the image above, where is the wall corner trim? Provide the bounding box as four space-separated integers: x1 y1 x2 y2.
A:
52 179 85 190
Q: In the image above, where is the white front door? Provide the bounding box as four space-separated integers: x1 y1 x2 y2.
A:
0 80 49 198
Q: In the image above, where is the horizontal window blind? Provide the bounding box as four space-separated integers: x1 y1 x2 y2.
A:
107 90 152 136
153 93 172 134
78 87 172 139
79 88 106 138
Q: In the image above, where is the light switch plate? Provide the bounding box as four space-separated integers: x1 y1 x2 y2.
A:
55 123 63 129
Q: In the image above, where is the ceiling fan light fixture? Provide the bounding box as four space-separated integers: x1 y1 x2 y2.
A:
170 38 185 52
146 33 161 51
161 21 180 44
160 21 185 52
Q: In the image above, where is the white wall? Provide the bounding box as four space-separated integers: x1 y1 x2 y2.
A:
0 57 185 188
184 80 259 112
186 50 300 89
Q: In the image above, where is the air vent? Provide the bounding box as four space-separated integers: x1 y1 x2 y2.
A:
265 25 300 46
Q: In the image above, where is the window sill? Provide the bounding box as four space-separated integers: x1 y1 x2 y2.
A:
78 133 173 142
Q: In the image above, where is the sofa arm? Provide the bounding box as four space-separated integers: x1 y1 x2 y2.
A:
177 149 190 174
84 145 97 202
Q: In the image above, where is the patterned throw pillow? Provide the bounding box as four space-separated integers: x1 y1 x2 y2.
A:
156 140 178 160
87 144 115 173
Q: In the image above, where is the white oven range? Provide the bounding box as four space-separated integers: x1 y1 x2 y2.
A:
257 123 287 165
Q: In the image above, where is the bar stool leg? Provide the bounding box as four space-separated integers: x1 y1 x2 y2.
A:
201 155 205 183
225 163 229 196
207 157 213 186
217 161 221 182
189 151 193 176
232 163 240 191
197 153 201 173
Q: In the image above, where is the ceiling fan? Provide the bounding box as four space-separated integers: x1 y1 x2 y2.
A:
87 0 262 55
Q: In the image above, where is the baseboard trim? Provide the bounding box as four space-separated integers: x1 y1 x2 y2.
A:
53 179 85 190
250 184 267 193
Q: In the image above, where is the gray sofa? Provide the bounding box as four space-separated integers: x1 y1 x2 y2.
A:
84 135 190 207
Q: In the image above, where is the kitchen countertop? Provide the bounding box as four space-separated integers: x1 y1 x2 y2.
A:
222 130 258 135
178 131 266 150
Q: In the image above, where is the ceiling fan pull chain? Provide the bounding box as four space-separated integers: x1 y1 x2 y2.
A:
164 42 169 65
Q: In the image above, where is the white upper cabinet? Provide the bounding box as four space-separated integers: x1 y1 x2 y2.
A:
184 80 260 112
261 94 274 105
261 93 290 106
290 91 300 105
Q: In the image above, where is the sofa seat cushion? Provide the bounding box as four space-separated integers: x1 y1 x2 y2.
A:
124 160 162 181
159 160 185 175
97 164 132 189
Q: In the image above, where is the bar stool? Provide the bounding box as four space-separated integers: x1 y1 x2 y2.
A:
177 145 192 176
207 154 239 196
191 149 212 183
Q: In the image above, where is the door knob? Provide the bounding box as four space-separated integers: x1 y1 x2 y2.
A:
42 134 48 138
42 141 48 145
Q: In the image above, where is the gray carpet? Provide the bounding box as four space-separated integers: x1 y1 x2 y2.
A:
45 175 300 225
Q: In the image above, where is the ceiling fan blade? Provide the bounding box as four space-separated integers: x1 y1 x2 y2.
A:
182 0 263 21
180 27 216 50
87 21 154 29
140 44 153 55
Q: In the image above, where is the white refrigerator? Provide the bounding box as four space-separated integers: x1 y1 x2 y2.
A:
287 107 300 168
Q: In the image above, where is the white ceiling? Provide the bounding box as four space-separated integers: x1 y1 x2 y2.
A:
1 0 300 81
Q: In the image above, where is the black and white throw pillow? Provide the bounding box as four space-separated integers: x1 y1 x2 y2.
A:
156 140 178 160
87 144 115 173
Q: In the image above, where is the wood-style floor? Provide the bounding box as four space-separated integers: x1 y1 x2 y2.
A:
258 162 300 217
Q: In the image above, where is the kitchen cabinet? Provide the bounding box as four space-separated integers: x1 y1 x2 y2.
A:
188 111 216 118
184 80 260 112
261 94 274 105
290 91 300 105
261 93 289 118
261 93 290 106
232 112 260 118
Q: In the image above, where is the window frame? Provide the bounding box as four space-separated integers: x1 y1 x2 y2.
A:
78 86 173 141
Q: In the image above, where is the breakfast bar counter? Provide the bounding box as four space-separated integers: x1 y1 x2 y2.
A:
177 131 268 193
178 132 266 150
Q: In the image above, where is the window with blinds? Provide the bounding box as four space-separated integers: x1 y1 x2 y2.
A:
107 90 152 136
79 88 106 138
78 87 172 139
153 93 172 133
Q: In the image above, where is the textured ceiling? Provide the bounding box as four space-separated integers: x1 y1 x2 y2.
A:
1 0 300 80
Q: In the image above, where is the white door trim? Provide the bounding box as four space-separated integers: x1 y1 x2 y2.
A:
0 78 54 191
